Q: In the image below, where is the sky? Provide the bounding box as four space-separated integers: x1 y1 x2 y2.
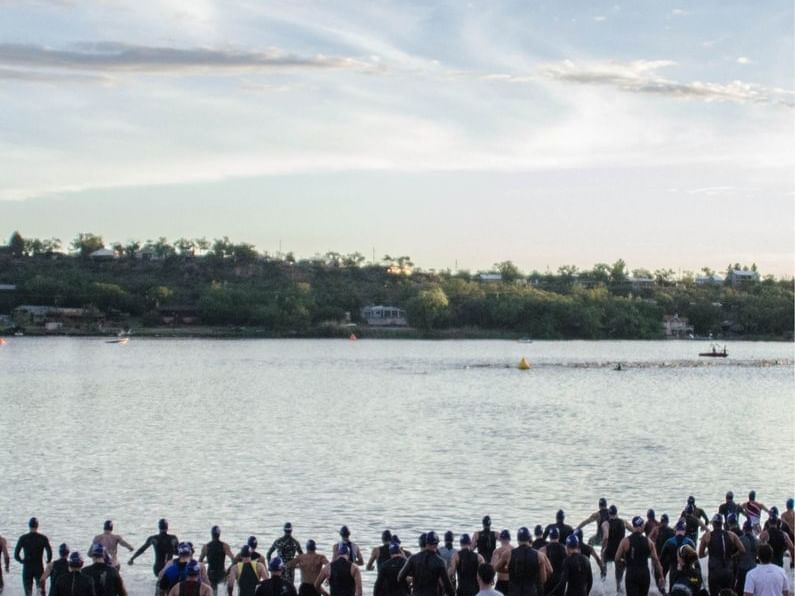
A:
0 0 792 276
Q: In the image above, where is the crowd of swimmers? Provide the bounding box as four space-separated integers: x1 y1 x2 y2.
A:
1 491 793 596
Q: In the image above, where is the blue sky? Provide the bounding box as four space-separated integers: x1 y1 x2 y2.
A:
0 0 792 275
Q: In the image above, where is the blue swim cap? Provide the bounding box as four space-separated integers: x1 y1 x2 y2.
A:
89 543 105 558
460 533 472 545
68 552 83 567
177 543 192 557
518 527 531 542
661 514 669 523
59 543 69 557
548 527 560 539
444 531 454 543
384 530 394 543
340 526 350 537
565 535 579 548
711 514 722 525
337 543 350 557
426 531 439 545
391 535 401 545
573 528 583 540
609 505 618 515
104 520 113 531
499 529 510 541
211 526 221 537
248 536 258 549
533 525 543 537
187 560 200 576
269 557 285 572
675 520 686 532
727 513 737 524
306 540 317 551
787 498 794 510
632 516 644 528
389 543 401 555
556 510 565 521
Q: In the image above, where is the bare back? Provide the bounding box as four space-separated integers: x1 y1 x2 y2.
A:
293 552 328 584
491 545 511 580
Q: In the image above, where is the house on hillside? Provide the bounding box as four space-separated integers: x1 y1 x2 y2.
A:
662 313 694 338
157 305 200 325
478 272 502 283
14 305 104 330
730 270 759 287
90 248 118 260
629 277 655 291
696 274 723 286
361 305 408 327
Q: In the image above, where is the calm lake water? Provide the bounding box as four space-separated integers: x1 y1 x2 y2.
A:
0 338 792 595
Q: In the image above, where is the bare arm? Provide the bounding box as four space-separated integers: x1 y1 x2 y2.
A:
119 536 134 551
600 522 610 559
366 547 379 571
39 561 54 595
577 512 599 529
227 566 237 596
615 537 629 564
353 565 362 596
354 544 364 566
1 538 9 569
537 551 551 585
729 533 745 556
315 565 330 596
224 543 235 564
199 544 208 563
698 532 710 558
448 552 459 580
648 538 663 579
258 562 270 580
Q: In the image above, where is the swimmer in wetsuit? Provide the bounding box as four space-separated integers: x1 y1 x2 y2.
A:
129 519 179 577
473 518 498 564
199 527 235 596
367 531 395 573
614 517 663 596
373 543 408 596
489 531 512 596
332 529 363 566
397 532 454 596
600 506 631 591
0 531 9 594
39 543 70 596
543 512 572 543
492 527 552 596
315 544 362 596
15 517 52 596
553 536 592 596
576 498 610 547
450 535 484 596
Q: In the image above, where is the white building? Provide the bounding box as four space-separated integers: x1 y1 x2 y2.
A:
478 272 502 282
361 305 408 327
729 270 759 287
662 313 694 338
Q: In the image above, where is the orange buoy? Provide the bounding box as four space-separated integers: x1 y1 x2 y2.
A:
349 333 358 341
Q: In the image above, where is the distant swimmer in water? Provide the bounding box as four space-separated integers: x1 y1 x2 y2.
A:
91 520 134 570
199 526 235 596
614 516 664 596
129 518 179 577
332 528 363 566
449 534 484 596
576 498 610 546
489 530 511 596
315 544 362 596
473 518 498 563
287 540 328 596
614 364 623 371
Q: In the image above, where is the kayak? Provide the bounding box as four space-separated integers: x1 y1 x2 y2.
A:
699 352 727 357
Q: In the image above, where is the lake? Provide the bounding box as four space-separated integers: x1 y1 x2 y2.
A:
0 338 792 595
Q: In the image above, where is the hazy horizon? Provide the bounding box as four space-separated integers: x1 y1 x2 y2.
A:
1 1 792 275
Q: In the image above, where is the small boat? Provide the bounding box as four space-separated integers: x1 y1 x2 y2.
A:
106 337 129 345
699 343 727 357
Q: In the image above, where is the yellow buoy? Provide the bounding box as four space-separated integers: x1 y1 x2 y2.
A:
518 356 531 370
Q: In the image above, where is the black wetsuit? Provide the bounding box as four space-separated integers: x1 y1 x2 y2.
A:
654 527 674 560
255 576 298 596
735 533 757 594
81 562 124 596
554 554 592 596
48 559 71 596
531 539 546 551
455 550 480 596
543 543 566 596
543 525 573 543
669 566 703 596
476 532 498 563
131 532 179 576
681 515 700 544
603 520 625 563
375 546 391 572
205 539 228 586
235 562 260 596
375 557 409 596
623 534 651 596
719 502 742 521
706 530 735 596
51 571 95 596
766 526 787 567
15 532 53 596
398 550 455 596
507 545 540 596
591 510 610 545
329 559 356 596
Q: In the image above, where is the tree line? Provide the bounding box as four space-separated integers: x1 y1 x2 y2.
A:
1 231 792 339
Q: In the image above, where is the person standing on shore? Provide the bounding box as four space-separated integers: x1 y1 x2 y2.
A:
51 553 93 596
490 531 512 596
227 546 268 596
15 517 53 596
552 536 592 596
600 506 627 591
492 527 551 596
473 518 498 564
373 543 408 596
315 544 362 596
698 514 745 596
450 534 484 596
129 519 179 577
576 498 610 546
398 532 454 596
286 540 328 596
267 524 303 584
332 529 362 566
199 526 235 596
614 517 664 596
91 521 133 570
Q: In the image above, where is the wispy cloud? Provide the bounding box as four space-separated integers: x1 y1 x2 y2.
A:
0 66 111 83
540 59 794 107
0 42 377 75
593 16 607 22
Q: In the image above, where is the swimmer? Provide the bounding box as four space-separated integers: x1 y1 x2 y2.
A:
614 517 663 596
91 521 134 569
15 517 52 596
332 529 363 566
267 524 303 583
169 560 212 596
255 558 297 596
129 519 179 577
373 543 408 596
698 514 745 596
450 535 484 596
553 536 592 596
227 546 268 596
473 518 498 564
576 498 610 546
492 527 551 596
38 543 69 596
397 532 454 596
489 531 511 596
286 540 328 596
83 543 127 596
315 544 362 596
199 527 235 596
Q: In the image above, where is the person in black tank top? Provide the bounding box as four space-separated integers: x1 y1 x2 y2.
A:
575 498 609 547
40 543 70 596
759 515 794 568
601 506 627 589
698 515 745 596
256 558 298 596
367 531 394 572
450 535 483 596
492 527 551 596
614 517 664 596
396 532 454 596
200 526 234 594
541 529 566 596
315 544 361 596
553 536 592 596
374 544 408 596
474 518 498 563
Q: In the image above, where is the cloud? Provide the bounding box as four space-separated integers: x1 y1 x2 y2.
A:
593 16 607 22
540 59 794 107
736 57 753 65
0 67 111 83
0 42 376 75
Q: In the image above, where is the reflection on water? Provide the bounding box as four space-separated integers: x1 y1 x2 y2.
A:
0 339 792 595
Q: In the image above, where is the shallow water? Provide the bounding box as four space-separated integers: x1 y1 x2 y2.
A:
0 338 792 595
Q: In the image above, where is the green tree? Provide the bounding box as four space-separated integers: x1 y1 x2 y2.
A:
174 238 195 256
153 237 174 258
610 259 628 284
124 240 141 258
71 233 104 258
8 231 25 257
495 260 522 283
233 243 258 263
407 286 449 330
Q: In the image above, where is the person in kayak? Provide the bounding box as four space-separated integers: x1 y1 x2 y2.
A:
576 498 610 546
698 514 745 596
473 518 498 564
15 517 53 596
199 527 235 596
489 530 511 596
255 558 297 596
168 560 212 596
82 543 127 596
492 527 551 596
332 530 362 566
552 536 591 596
315 544 362 596
373 543 408 596
39 544 70 596
543 512 572 543
129 519 179 577
367 531 395 573
449 535 484 596
91 521 133 570
267 524 302 584
51 552 93 596
227 546 268 596
397 532 454 596
614 516 664 596
286 540 328 596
